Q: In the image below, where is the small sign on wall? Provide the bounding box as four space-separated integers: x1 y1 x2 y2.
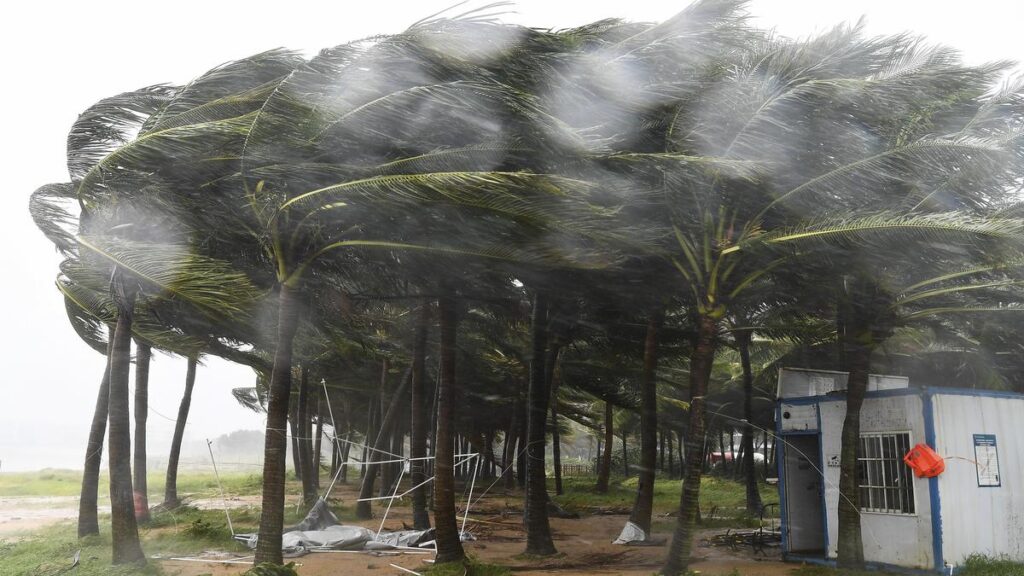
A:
973 434 1001 487
827 454 840 468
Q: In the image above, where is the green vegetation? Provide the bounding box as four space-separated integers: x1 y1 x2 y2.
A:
243 562 300 576
0 469 95 498
552 476 775 520
423 556 512 576
0 503 311 576
0 469 268 498
962 555 1024 576
0 519 230 576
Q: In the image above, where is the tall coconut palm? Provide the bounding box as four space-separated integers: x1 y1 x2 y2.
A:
133 340 152 522
164 355 198 508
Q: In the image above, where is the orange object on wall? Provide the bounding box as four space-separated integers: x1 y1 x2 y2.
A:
904 443 945 478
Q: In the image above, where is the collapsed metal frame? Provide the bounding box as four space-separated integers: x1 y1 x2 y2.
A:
163 382 481 574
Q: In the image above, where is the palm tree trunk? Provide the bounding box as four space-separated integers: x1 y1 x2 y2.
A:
667 430 675 479
289 402 302 480
164 355 197 507
736 330 762 514
837 340 871 567
547 347 563 497
410 302 432 530
622 432 628 477
313 397 323 495
630 309 663 536
108 290 145 565
331 433 340 479
78 339 113 538
357 363 410 518
659 429 666 473
503 395 519 490
524 292 556 556
596 399 613 493
836 278 893 568
298 367 318 508
341 435 351 484
255 284 302 565
433 294 466 564
132 341 151 523
385 424 404 495
679 431 685 478
361 397 376 480
517 397 528 489
483 431 496 479
662 313 717 576
721 430 730 474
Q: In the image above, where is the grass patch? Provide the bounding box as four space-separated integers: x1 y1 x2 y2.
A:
243 562 300 576
2 522 168 576
0 469 89 498
551 475 776 522
423 556 512 576
962 555 1024 576
0 503 315 576
0 469 270 499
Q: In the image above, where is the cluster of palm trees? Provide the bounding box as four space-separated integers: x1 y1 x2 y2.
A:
30 1 1024 574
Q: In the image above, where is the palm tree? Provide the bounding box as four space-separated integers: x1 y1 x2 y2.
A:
133 340 152 523
623 17 1024 571
409 302 432 529
163 355 198 508
523 292 557 555
79 335 113 538
33 7 1024 575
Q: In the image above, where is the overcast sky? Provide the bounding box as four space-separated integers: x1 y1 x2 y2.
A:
1 0 1021 472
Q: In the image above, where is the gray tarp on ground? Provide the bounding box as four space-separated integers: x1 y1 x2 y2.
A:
288 497 339 532
281 525 375 554
235 498 434 556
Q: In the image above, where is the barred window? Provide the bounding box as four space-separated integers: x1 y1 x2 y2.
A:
858 432 915 514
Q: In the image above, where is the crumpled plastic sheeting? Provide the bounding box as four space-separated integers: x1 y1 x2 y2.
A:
287 497 339 532
281 525 375 555
372 528 436 548
612 521 646 545
235 497 435 556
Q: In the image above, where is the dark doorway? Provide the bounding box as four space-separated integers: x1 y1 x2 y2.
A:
782 434 825 554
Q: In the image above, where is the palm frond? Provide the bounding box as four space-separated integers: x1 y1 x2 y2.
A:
75 235 261 318
62 292 108 354
904 305 1024 321
67 85 176 180
29 183 78 255
729 212 1024 255
761 136 1018 218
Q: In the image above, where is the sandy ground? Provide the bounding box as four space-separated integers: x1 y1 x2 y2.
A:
0 496 109 538
1 482 793 575
0 494 261 540
144 483 795 576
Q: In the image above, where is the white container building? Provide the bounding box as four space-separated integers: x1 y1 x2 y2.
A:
776 368 1024 571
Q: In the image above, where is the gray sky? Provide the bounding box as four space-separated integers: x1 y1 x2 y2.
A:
1 0 1021 472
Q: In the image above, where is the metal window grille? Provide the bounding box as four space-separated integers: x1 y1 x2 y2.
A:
857 432 915 514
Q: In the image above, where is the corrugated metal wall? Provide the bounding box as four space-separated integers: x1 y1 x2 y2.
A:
932 392 1024 566
818 393 935 568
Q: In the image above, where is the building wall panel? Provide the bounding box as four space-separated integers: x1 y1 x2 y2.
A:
818 394 934 568
932 393 1024 566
